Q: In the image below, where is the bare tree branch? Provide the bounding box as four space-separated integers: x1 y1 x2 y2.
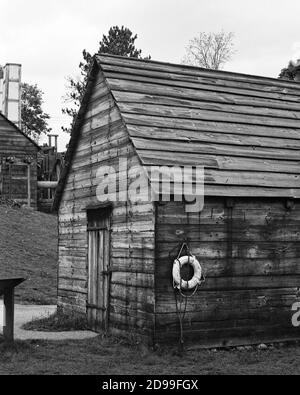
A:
182 31 236 70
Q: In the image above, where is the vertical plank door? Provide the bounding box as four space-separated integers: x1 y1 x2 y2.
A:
87 208 111 332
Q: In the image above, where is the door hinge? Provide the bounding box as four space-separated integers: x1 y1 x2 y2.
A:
101 269 112 276
87 303 107 311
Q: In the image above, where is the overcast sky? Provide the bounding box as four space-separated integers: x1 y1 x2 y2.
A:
1 0 300 150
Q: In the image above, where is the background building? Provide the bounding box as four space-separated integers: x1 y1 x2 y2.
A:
0 63 39 208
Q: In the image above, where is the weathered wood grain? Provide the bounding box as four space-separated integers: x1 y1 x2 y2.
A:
155 198 300 345
58 54 300 347
57 70 156 340
97 55 300 91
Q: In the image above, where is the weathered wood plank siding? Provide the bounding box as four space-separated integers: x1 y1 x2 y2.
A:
0 114 38 208
58 68 156 340
155 199 300 347
55 55 300 346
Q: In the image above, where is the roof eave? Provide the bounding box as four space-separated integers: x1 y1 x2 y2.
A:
52 57 99 211
0 112 40 151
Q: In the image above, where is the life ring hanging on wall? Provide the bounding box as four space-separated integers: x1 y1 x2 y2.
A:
171 243 205 349
173 255 202 291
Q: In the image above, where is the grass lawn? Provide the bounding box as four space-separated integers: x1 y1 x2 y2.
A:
0 336 300 375
1 203 300 376
0 205 58 305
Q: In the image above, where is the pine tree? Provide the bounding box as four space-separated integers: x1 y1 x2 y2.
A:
279 61 298 80
62 26 149 132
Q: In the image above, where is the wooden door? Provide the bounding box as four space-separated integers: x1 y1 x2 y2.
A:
87 208 111 332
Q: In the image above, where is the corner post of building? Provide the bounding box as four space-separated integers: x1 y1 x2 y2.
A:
3 287 14 342
0 278 25 343
27 163 31 208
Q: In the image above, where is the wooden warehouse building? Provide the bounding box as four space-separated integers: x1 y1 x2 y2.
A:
54 55 300 347
0 113 39 208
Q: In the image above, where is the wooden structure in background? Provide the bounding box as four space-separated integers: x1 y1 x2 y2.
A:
0 113 39 208
37 135 65 213
0 278 25 342
54 55 300 347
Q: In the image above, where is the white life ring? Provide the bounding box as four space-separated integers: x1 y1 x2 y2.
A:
173 255 202 290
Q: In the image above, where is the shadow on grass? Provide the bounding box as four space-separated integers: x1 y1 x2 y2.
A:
22 310 89 332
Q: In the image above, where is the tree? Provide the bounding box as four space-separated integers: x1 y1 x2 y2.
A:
63 26 149 132
279 60 299 80
97 25 144 58
182 31 236 70
21 83 51 141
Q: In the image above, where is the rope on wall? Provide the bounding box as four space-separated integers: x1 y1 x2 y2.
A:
173 242 205 351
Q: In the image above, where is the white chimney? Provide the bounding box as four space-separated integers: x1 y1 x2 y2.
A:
0 63 22 128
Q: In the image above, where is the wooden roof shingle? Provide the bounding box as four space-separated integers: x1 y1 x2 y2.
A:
0 112 40 152
54 54 300 210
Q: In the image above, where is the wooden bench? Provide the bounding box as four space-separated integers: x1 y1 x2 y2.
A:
0 278 25 342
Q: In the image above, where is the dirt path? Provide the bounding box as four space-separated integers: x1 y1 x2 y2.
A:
1 304 98 341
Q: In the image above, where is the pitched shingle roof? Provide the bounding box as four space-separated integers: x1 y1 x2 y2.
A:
54 54 300 210
0 112 40 151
